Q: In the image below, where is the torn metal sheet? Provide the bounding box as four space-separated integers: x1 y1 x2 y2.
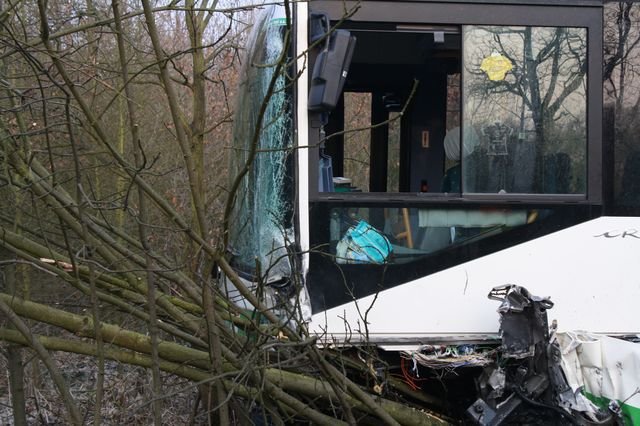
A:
558 332 640 425
468 285 608 425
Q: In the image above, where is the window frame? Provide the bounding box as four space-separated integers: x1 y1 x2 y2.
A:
307 0 603 205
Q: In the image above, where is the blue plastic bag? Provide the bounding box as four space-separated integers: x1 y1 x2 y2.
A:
336 220 392 264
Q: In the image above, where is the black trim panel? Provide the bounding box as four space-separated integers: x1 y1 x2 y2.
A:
307 202 600 313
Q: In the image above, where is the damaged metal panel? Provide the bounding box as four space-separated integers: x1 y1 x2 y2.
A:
467 285 610 425
558 332 640 425
489 284 554 359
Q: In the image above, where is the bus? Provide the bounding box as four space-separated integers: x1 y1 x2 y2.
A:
225 1 640 422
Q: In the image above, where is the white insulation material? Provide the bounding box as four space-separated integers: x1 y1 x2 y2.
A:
558 332 640 424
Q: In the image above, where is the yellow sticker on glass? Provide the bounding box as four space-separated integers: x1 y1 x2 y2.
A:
480 53 513 81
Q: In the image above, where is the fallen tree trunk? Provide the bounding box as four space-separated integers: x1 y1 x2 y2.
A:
0 295 449 425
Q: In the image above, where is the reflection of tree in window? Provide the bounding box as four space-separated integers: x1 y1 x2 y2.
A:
463 26 587 194
445 74 461 173
343 92 371 192
387 111 401 192
604 3 640 208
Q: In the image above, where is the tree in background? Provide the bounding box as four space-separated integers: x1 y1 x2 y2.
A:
0 0 449 424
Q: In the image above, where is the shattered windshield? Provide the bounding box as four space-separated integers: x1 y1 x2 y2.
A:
228 5 293 278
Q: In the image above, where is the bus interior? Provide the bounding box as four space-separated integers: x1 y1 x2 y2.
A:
305 1 601 312
322 24 462 195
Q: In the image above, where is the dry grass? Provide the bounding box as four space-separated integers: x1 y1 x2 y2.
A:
0 349 202 425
